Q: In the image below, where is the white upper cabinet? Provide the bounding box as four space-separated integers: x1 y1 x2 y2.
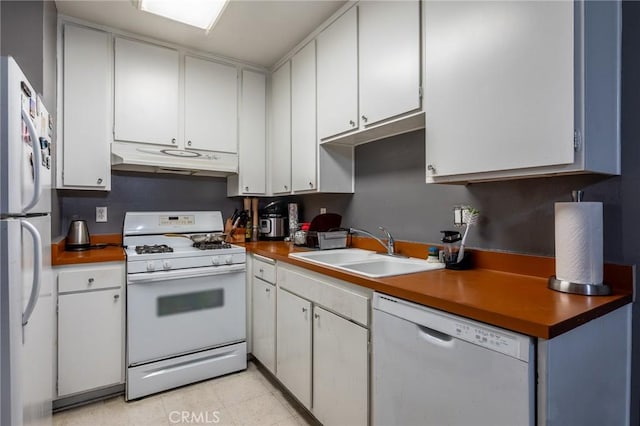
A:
359 0 421 127
424 1 621 183
317 3 422 144
229 70 267 195
59 24 111 190
184 56 238 153
424 1 573 178
114 38 179 147
270 62 292 194
317 7 359 140
291 41 317 192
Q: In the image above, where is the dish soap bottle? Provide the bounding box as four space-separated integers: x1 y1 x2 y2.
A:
427 246 441 263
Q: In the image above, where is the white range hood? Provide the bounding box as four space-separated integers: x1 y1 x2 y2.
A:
111 142 238 177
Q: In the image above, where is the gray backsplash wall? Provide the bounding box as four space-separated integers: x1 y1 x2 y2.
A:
57 172 242 238
301 130 623 261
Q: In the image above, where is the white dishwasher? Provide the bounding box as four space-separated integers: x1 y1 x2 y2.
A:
372 293 534 426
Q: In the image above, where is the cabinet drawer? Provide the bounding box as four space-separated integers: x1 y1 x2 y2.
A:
254 256 276 284
58 265 123 293
278 264 370 327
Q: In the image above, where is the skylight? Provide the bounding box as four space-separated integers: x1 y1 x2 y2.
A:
139 0 229 32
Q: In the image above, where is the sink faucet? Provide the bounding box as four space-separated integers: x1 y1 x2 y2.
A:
349 226 396 256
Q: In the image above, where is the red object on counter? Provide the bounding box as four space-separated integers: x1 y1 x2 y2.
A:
300 222 310 231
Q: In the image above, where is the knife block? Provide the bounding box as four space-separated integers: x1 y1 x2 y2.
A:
224 218 245 243
226 227 246 243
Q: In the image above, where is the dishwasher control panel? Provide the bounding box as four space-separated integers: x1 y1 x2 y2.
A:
374 293 530 361
453 322 519 358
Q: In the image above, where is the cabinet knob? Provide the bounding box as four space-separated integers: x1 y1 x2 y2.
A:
284 185 288 190
361 115 368 123
427 164 436 173
245 186 249 191
302 307 308 313
265 288 270 293
259 268 264 274
349 120 356 127
114 294 120 300
171 138 176 144
88 278 94 284
187 140 192 146
97 178 103 184
314 313 320 319
309 181 313 187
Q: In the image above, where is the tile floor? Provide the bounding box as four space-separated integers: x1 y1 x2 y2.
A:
53 361 317 426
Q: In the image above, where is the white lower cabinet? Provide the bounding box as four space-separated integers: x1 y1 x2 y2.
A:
275 263 371 425
276 287 313 409
56 263 124 397
252 277 276 374
312 306 368 426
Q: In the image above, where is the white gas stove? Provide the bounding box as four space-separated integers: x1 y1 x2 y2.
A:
123 211 247 400
124 211 246 273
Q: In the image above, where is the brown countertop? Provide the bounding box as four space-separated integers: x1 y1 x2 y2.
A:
52 234 125 266
243 240 633 339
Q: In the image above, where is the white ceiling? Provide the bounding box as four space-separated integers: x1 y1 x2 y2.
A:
54 0 347 69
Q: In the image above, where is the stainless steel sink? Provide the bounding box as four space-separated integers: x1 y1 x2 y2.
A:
289 248 444 278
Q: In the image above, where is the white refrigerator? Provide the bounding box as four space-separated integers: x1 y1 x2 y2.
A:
0 56 54 426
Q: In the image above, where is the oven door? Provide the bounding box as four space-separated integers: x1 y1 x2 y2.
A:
127 265 246 366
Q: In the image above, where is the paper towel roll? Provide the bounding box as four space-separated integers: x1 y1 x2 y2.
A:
554 202 603 285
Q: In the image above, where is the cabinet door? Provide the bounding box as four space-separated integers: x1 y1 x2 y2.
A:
359 0 420 127
58 288 123 396
270 62 292 194
185 56 238 153
114 37 179 146
291 41 317 192
317 7 358 140
251 277 276 373
61 25 110 189
313 306 368 426
424 1 574 178
239 70 266 194
276 287 312 409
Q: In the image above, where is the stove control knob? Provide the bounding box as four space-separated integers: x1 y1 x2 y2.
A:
162 260 171 270
212 256 221 266
224 255 233 265
146 261 156 272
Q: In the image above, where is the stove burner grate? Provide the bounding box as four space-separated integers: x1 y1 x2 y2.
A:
193 241 232 250
135 244 174 254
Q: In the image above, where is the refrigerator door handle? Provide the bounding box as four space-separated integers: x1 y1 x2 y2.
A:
21 108 41 213
20 219 42 326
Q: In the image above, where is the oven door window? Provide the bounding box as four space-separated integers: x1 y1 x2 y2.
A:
157 288 224 316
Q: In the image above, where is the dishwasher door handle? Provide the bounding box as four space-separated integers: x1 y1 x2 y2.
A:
417 324 455 348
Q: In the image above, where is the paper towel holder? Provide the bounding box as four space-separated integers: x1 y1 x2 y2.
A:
548 276 611 296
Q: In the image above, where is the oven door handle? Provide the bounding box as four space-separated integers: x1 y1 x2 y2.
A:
128 264 246 284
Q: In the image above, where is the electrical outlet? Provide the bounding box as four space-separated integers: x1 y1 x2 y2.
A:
320 207 327 214
453 206 464 226
96 207 107 223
